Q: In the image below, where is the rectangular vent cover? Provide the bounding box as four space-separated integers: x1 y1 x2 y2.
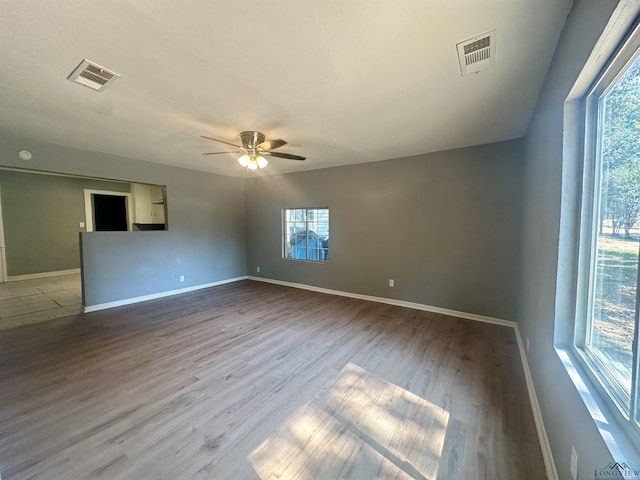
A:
456 30 496 77
68 59 120 92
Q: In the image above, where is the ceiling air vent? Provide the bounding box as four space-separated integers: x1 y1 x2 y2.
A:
67 59 120 92
456 30 496 77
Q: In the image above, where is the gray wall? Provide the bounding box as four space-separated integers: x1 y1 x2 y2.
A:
0 170 129 276
517 0 625 478
245 140 523 321
0 131 246 307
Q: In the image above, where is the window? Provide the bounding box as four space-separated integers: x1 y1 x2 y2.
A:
283 208 329 262
576 34 640 433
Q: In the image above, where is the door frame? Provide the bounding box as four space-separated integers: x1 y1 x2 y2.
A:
84 189 133 232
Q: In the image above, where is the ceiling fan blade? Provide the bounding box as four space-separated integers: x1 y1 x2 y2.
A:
265 151 306 161
258 139 287 150
202 150 242 155
201 135 243 149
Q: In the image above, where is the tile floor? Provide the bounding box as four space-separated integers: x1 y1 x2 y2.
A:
0 273 82 330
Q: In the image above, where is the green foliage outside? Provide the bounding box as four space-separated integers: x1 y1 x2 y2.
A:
601 57 640 238
590 55 640 392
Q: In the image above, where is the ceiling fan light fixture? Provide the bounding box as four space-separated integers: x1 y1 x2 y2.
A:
238 154 250 167
257 156 268 169
202 131 306 169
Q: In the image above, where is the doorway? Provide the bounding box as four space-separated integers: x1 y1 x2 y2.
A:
93 194 127 231
0 185 82 328
83 189 133 232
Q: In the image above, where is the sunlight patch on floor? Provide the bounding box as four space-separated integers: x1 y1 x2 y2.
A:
250 362 449 480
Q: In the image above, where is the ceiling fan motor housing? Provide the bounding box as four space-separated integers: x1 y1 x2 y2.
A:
240 131 265 149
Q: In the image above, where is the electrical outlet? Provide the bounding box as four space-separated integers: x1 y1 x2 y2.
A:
179 275 185 282
389 279 395 287
570 445 578 480
526 337 530 352
257 266 261 273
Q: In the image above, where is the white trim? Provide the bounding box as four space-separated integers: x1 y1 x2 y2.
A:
247 276 516 327
514 327 559 480
83 276 248 312
567 1 640 101
248 275 557 479
0 246 5 283
5 268 81 282
84 189 134 232
0 185 6 283
556 348 640 467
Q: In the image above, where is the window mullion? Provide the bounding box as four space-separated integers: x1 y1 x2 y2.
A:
584 96 605 348
305 213 309 260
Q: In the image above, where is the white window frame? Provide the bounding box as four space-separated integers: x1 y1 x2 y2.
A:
573 22 640 444
282 207 329 263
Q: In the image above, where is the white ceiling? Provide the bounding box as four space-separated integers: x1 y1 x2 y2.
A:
0 1 572 178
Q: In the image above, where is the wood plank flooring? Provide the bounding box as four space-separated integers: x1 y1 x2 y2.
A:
0 280 545 479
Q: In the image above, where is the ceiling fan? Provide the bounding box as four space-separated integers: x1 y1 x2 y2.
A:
201 131 306 170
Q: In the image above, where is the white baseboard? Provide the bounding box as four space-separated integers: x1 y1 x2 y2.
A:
248 275 557 479
83 275 248 313
5 268 81 282
247 275 516 328
513 327 558 480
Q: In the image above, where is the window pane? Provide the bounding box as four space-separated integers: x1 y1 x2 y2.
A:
590 55 640 397
283 209 303 259
283 208 329 262
315 209 329 262
590 237 638 395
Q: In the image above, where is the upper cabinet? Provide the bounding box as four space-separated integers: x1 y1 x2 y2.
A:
132 183 166 225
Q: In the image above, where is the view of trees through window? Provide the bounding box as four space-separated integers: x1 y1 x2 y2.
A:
590 52 640 400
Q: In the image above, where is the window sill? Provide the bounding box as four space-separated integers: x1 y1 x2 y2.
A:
556 347 640 465
282 257 329 264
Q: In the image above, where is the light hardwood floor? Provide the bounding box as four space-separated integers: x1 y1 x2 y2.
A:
0 280 545 479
